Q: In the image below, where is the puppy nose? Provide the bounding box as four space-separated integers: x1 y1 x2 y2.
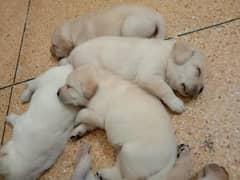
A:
57 89 60 96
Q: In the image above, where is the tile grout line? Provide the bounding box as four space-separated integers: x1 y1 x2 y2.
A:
0 17 239 92
165 17 240 39
1 0 32 144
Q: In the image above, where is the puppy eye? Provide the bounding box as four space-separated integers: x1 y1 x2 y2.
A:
196 66 201 77
66 85 71 89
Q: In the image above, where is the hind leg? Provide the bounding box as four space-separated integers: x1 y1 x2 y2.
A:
6 113 20 127
20 79 38 103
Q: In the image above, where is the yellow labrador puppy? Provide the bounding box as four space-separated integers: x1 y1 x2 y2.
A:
72 144 229 180
190 164 229 180
64 37 205 113
72 143 192 180
51 5 165 59
58 65 177 180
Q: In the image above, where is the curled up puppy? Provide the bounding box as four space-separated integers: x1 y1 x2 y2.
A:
0 65 78 180
51 4 165 58
58 65 180 180
65 37 205 113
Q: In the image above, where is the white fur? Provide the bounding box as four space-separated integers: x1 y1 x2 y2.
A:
58 65 177 180
51 4 165 58
66 37 204 113
0 65 78 180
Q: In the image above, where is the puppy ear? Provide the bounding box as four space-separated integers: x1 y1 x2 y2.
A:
83 78 98 99
172 41 193 65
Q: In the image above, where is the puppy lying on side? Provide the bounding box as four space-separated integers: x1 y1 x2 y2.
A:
58 65 178 180
0 65 78 180
73 144 229 180
65 37 204 113
51 5 165 58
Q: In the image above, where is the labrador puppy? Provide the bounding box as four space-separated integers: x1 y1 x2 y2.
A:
72 143 192 180
0 65 78 180
58 65 178 180
64 37 204 113
51 5 165 59
190 164 229 180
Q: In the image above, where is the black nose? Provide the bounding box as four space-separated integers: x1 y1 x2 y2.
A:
57 89 60 96
199 86 204 94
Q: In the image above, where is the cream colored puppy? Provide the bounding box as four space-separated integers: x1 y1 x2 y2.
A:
0 65 78 180
65 37 204 113
190 164 229 180
72 144 229 180
51 5 165 58
58 65 177 180
72 143 191 180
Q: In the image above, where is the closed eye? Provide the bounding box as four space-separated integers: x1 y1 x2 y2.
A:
197 66 201 77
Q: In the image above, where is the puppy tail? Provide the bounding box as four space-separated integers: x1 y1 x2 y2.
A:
72 143 96 180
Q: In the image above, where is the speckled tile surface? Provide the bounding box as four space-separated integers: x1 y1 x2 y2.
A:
15 0 240 82
0 0 240 180
0 0 28 87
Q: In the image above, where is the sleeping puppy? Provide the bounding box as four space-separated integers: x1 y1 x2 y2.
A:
72 143 192 180
73 144 229 180
0 65 78 180
64 37 204 113
58 65 178 180
191 164 229 180
51 4 165 59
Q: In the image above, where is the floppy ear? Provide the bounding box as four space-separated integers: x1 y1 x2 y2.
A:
83 78 98 99
172 41 193 65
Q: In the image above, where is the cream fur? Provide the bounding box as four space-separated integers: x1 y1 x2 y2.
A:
58 65 177 180
66 37 204 113
0 65 78 180
51 5 165 58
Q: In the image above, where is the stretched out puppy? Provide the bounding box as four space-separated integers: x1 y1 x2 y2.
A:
64 37 204 113
0 65 78 180
58 65 177 180
73 144 229 180
51 5 165 58
190 164 229 180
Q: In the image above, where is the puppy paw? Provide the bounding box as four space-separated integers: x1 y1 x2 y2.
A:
70 130 86 141
167 98 185 113
95 172 104 180
177 144 190 159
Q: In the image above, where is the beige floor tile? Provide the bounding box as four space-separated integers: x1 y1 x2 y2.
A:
15 0 240 82
0 89 10 142
0 0 28 87
171 20 240 179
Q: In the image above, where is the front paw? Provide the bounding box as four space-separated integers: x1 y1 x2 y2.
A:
95 172 104 180
167 98 185 113
177 144 190 159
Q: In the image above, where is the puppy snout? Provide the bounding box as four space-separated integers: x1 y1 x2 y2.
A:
57 89 60 96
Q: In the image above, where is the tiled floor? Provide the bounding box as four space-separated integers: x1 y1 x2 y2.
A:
0 0 240 179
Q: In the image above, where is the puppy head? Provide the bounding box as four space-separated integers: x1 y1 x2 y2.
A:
166 41 205 98
50 24 73 59
191 163 229 180
57 66 98 106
